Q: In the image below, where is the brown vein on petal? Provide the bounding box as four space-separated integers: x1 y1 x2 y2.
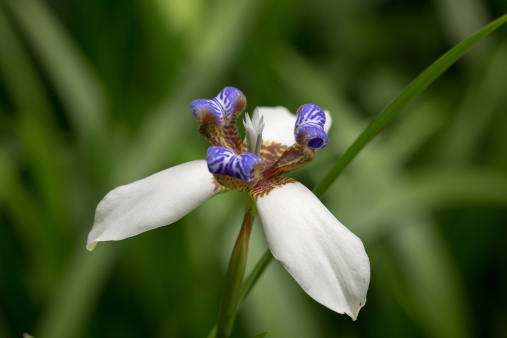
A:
196 93 245 153
250 177 297 200
260 140 287 170
199 124 242 154
262 143 314 179
221 123 242 153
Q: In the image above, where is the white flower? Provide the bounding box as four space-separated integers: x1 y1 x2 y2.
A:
87 87 370 320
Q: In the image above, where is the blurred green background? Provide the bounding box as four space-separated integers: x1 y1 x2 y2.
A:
1 0 507 337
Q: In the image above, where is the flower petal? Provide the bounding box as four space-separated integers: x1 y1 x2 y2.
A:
255 181 370 319
190 87 246 126
207 146 264 183
87 160 223 250
294 104 329 149
258 106 332 148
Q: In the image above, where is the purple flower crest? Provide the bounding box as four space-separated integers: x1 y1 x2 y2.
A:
294 104 328 150
207 147 263 183
190 87 243 126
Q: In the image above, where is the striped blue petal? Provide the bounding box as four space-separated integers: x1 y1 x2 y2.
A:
191 87 244 126
207 146 263 182
294 104 328 149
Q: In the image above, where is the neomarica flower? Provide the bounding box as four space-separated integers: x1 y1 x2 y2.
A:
87 87 370 320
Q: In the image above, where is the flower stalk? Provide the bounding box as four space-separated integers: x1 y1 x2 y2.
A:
215 194 257 338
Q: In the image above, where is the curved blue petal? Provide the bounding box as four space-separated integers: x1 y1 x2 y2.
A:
294 104 328 149
191 87 244 126
297 124 328 149
206 146 236 174
207 146 263 182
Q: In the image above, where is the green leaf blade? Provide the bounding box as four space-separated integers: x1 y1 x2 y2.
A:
313 12 507 198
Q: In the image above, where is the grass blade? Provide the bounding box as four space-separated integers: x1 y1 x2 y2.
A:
6 0 107 142
313 12 507 198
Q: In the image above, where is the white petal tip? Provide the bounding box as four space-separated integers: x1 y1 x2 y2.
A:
348 299 366 320
87 241 98 251
243 113 252 129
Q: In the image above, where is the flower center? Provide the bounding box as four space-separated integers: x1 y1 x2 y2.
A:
191 88 329 192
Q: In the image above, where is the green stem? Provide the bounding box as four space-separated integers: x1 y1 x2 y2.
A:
215 194 257 338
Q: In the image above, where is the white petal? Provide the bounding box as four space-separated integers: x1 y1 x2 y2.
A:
255 181 370 319
87 160 222 250
258 106 332 147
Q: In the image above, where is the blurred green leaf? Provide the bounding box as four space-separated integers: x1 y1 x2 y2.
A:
0 147 62 291
273 45 364 145
354 168 507 241
0 3 51 115
435 0 490 54
439 42 507 163
15 113 70 234
313 12 507 198
5 0 107 142
393 220 471 338
35 246 120 338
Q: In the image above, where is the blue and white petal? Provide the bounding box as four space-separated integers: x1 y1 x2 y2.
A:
295 104 328 149
87 160 222 250
259 106 332 148
190 87 245 126
255 181 370 320
207 146 263 183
